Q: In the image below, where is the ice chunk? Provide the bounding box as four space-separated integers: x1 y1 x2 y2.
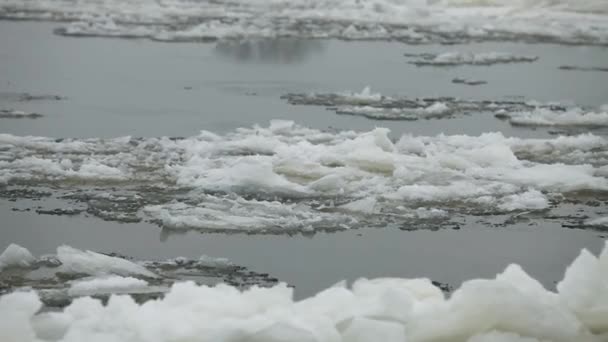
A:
57 246 157 278
557 242 608 334
0 244 36 269
339 86 385 102
498 189 549 211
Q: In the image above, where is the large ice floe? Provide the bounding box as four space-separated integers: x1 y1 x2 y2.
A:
1 120 608 233
0 241 607 342
0 0 608 44
0 244 278 308
282 87 571 121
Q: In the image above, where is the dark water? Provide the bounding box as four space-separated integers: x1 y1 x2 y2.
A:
1 21 607 298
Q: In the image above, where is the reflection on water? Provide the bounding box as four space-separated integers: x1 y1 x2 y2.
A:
214 39 326 64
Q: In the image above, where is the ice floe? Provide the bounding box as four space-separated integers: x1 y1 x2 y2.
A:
1 0 608 44
498 107 608 127
1 121 607 232
0 241 606 341
282 88 568 121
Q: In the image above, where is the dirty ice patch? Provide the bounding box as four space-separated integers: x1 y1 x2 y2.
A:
1 242 607 342
405 51 539 66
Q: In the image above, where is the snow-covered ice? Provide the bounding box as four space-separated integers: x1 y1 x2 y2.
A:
0 241 607 342
1 0 608 44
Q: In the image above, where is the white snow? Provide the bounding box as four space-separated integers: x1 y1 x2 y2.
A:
1 0 608 44
0 242 607 342
68 276 149 296
0 244 36 269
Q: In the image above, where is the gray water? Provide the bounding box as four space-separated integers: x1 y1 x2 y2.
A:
1 21 607 298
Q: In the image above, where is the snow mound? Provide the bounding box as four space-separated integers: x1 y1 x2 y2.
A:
0 242 607 342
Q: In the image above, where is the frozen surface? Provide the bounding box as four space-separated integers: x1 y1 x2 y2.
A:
0 0 608 44
0 242 607 342
1 121 607 232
